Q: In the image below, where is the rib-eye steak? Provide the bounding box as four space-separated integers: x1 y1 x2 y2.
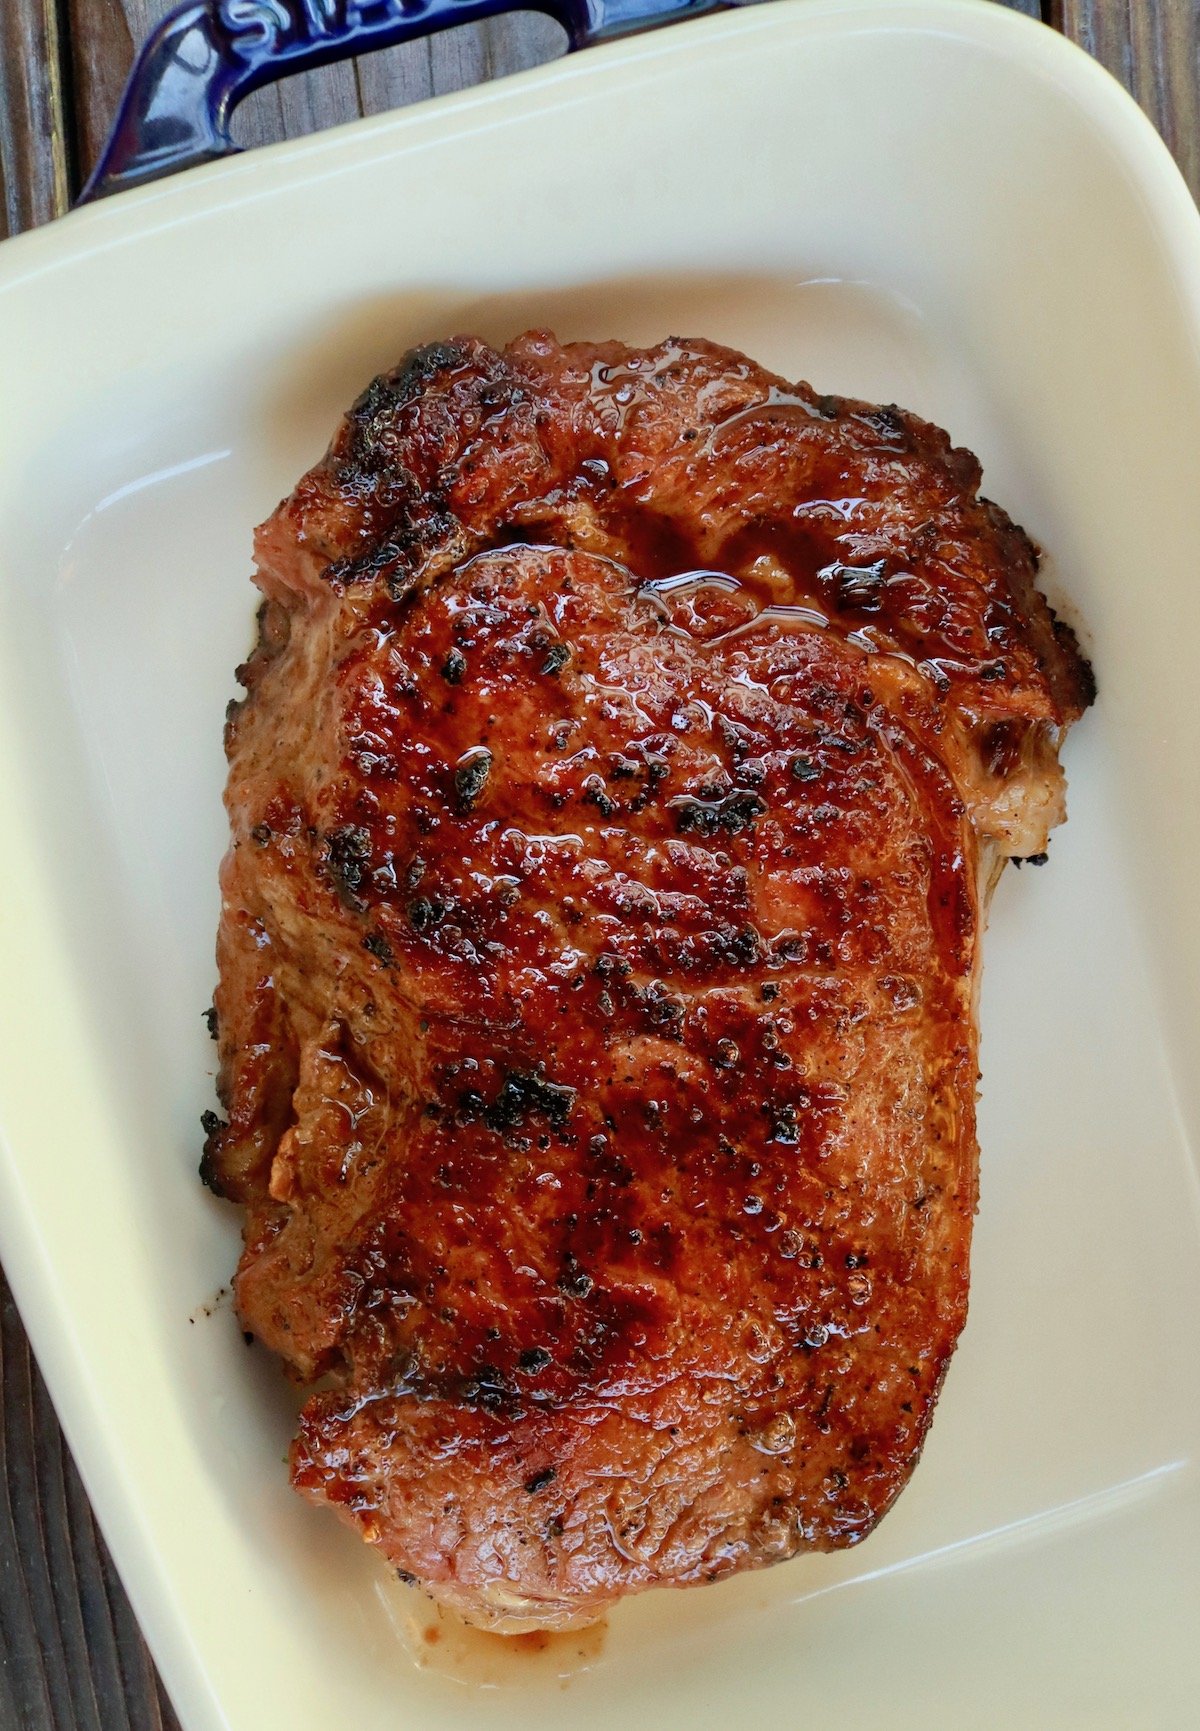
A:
205 332 1092 1629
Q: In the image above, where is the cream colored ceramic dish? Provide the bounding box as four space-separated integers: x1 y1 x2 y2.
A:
1 3 1199 1726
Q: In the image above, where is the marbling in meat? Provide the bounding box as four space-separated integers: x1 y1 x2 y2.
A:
204 333 1093 1628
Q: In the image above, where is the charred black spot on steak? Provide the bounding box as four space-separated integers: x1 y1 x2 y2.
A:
454 749 492 812
324 825 373 910
769 1103 801 1145
363 931 395 966
672 790 768 838
786 758 824 785
408 896 446 931
582 776 617 817
199 1110 230 1197
557 1256 593 1299
459 1364 517 1413
349 341 471 447
460 1069 577 1137
855 404 908 446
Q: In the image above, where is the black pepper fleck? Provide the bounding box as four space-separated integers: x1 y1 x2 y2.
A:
454 749 492 812
363 931 395 966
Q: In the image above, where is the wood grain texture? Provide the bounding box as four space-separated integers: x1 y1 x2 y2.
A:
0 0 1197 1726
0 0 71 237
0 1277 180 1731
1051 0 1200 198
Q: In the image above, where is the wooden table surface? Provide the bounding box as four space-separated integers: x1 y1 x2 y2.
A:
1 1 1198 1725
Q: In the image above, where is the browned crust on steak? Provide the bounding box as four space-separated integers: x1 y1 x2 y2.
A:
207 332 1091 1627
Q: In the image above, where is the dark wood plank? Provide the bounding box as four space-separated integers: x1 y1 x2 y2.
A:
0 1276 180 1731
0 0 71 238
1053 0 1200 200
2 3 1198 1730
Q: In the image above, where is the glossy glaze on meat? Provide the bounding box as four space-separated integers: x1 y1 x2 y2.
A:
205 333 1092 1628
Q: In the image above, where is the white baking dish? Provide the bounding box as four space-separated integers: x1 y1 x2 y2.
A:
2 1 1199 1725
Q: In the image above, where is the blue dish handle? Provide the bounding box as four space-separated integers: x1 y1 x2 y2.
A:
77 0 727 203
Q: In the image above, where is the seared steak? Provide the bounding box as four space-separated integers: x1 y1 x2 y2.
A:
206 333 1092 1628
